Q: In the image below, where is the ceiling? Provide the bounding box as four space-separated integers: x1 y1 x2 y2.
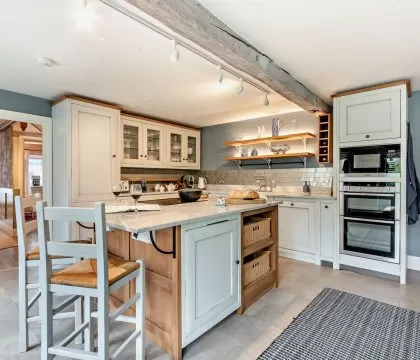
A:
198 0 420 101
0 0 302 127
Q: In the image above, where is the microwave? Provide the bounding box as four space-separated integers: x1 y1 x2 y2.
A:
340 145 400 177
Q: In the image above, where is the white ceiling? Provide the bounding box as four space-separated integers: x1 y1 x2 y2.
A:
198 0 420 101
0 0 302 127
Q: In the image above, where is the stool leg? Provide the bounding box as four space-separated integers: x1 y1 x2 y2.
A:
18 264 29 353
97 293 109 359
136 263 145 360
84 296 94 352
40 289 53 360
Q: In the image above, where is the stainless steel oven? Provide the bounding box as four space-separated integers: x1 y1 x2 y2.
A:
340 182 400 263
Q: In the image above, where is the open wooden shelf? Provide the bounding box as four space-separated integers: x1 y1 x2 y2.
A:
243 237 274 258
224 132 316 147
224 152 315 162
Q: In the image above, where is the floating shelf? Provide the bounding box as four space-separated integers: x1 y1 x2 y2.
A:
224 132 316 147
224 152 315 168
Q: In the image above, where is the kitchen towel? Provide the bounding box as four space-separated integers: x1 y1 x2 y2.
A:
407 123 420 224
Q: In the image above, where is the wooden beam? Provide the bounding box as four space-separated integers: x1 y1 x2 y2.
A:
116 0 331 114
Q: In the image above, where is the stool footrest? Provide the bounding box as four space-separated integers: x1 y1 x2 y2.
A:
58 320 89 348
49 346 98 360
110 329 141 360
53 295 81 315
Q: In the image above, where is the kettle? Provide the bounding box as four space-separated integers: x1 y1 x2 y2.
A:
197 177 207 189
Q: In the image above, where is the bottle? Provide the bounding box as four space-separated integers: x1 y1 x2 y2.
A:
303 181 310 194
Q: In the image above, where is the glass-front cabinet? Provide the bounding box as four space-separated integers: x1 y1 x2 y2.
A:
121 116 165 168
121 116 200 169
166 127 200 169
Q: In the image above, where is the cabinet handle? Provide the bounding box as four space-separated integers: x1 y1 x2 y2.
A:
324 205 329 209
235 260 240 265
365 134 370 139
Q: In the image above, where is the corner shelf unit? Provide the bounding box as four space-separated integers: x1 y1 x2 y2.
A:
224 132 316 168
318 114 333 164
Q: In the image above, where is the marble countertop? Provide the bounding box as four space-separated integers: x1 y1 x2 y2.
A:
106 198 278 234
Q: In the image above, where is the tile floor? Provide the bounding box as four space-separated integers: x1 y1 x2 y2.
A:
1 249 420 359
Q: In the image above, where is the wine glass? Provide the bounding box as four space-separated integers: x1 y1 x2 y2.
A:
112 183 122 202
130 184 143 213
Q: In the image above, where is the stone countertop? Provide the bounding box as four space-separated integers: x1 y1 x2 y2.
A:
106 198 278 234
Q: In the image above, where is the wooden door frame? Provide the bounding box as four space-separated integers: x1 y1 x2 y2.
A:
0 109 52 205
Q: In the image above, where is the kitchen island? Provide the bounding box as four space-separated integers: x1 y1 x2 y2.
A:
105 198 278 359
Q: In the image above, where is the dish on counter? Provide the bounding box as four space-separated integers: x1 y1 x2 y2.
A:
269 144 290 154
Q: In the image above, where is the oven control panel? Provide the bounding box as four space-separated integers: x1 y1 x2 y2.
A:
340 182 399 193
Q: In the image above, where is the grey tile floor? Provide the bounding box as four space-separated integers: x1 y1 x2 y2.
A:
2 252 420 359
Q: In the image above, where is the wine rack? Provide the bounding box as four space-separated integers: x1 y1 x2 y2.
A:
318 114 333 164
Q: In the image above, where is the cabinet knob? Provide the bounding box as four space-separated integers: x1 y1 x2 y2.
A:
365 134 370 139
144 155 147 158
140 154 143 157
235 260 240 265
112 154 116 158
324 205 329 209
290 203 294 206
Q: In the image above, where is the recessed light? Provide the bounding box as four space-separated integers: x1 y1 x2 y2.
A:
144 97 150 101
99 37 105 42
38 57 56 67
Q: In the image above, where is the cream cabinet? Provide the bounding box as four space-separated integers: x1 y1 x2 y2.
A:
278 200 315 254
166 126 201 169
182 216 240 346
319 202 336 261
52 98 120 241
337 87 401 143
121 116 165 168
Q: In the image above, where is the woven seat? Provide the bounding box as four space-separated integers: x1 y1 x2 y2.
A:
26 240 92 260
50 257 140 288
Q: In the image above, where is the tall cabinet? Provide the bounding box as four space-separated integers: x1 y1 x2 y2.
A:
52 97 121 241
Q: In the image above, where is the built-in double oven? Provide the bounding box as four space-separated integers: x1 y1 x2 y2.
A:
340 182 400 263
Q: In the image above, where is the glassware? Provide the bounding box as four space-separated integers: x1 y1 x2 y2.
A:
112 183 122 201
130 184 143 213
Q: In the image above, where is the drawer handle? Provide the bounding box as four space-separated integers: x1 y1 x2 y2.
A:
365 134 370 139
236 260 240 265
324 205 328 209
291 203 294 206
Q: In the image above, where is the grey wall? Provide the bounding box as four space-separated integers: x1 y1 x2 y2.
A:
201 111 320 170
407 91 420 256
0 89 51 117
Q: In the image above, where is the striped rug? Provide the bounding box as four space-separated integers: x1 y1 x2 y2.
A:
258 288 420 360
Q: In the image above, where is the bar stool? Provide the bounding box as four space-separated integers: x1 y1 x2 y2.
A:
15 195 89 353
36 201 145 360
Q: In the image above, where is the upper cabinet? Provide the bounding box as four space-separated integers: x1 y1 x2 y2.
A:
166 126 201 169
121 116 200 169
52 98 121 207
121 116 165 168
336 87 401 143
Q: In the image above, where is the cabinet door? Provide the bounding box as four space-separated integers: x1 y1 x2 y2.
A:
183 130 201 169
320 202 335 260
339 88 401 143
278 201 315 254
142 122 165 167
166 127 184 167
183 219 240 345
71 104 119 203
121 119 142 166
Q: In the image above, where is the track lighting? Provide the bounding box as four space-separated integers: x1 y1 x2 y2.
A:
237 77 244 94
170 39 180 62
217 65 223 83
263 92 270 106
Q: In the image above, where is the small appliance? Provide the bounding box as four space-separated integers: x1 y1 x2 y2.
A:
340 144 400 178
181 175 195 189
197 177 207 189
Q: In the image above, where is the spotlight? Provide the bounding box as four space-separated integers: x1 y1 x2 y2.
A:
170 39 180 62
263 92 270 106
237 77 244 94
217 65 223 83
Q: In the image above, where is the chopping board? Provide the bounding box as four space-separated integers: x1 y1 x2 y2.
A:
227 198 266 205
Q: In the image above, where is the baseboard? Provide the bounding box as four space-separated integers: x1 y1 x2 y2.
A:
407 256 420 271
279 248 315 264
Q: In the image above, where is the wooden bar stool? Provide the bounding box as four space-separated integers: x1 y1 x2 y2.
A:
36 201 145 360
15 196 89 353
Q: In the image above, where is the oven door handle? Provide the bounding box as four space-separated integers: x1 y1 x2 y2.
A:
343 216 396 225
341 192 395 197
